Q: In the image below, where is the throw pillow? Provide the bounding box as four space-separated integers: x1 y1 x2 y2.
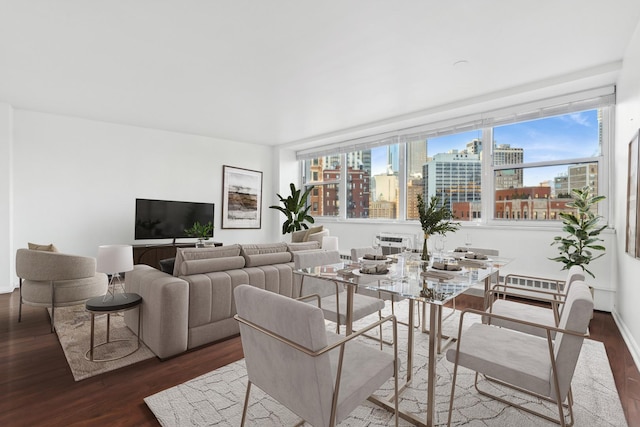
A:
303 225 324 242
28 242 59 252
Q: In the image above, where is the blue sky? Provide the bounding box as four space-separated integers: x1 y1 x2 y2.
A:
370 110 600 186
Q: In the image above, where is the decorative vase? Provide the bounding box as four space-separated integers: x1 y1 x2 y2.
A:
421 233 430 262
196 239 206 248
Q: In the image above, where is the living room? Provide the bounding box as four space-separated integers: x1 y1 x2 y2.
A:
2 1 640 425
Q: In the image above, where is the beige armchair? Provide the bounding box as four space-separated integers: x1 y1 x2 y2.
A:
16 248 108 332
234 284 398 427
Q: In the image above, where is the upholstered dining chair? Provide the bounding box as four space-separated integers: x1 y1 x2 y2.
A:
234 284 398 427
350 246 420 331
16 248 108 332
446 281 593 426
486 266 586 337
293 249 385 335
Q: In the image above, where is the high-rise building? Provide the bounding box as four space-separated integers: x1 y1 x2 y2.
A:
494 144 524 189
407 138 427 178
423 151 481 209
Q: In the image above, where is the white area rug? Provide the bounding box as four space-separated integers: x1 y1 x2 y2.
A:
145 303 627 426
51 305 155 381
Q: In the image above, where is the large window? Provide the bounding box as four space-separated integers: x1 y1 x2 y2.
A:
298 89 613 225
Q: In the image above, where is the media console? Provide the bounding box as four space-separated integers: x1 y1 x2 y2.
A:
133 242 222 269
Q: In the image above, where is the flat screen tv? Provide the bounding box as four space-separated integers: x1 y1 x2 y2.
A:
135 198 214 240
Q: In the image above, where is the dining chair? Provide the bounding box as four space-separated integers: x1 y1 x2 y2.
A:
294 249 386 335
234 284 398 427
446 280 593 426
486 266 586 337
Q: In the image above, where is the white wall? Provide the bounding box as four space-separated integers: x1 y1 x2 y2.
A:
0 103 13 291
613 19 640 368
317 220 616 310
5 110 280 292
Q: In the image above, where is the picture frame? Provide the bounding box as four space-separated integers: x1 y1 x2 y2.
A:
626 130 640 257
222 165 263 229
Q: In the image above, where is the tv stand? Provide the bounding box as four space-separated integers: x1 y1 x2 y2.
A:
133 242 222 269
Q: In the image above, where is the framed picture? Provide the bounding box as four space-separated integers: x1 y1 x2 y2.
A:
626 130 640 257
222 165 263 229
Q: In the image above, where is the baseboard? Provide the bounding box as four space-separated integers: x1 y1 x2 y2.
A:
612 308 640 373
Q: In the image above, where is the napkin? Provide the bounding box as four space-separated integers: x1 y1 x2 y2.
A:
431 262 462 271
363 254 387 260
359 264 389 274
421 270 455 281
458 259 486 268
465 252 488 260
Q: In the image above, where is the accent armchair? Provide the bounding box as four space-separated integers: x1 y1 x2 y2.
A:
16 248 108 332
234 284 398 427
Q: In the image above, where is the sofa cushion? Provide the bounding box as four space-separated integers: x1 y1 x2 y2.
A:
179 256 246 275
287 241 321 252
173 244 242 276
241 243 292 267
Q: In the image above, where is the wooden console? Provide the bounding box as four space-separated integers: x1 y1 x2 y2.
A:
133 242 222 269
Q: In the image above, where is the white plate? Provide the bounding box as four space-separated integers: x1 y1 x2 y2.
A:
352 268 390 276
358 257 391 265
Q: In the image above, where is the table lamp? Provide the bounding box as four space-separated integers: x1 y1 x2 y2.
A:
97 244 134 297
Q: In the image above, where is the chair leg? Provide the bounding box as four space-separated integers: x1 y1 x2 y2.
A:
18 278 23 323
240 380 252 427
50 281 55 333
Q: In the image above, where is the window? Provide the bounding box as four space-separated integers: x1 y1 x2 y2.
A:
491 110 603 221
302 155 341 217
297 88 613 225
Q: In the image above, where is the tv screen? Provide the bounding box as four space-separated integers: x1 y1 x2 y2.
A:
135 198 214 240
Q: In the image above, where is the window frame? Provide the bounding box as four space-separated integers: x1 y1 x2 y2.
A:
298 88 614 228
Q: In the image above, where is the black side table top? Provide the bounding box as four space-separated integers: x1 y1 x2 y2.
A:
86 293 142 312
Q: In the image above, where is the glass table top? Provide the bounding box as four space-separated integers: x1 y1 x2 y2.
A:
295 251 513 305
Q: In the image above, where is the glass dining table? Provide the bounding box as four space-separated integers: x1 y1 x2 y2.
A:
294 251 513 427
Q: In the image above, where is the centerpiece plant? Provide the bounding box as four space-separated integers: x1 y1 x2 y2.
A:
416 194 460 261
550 186 606 278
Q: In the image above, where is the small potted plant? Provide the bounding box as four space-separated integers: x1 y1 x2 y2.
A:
184 221 214 248
550 186 606 278
416 194 460 261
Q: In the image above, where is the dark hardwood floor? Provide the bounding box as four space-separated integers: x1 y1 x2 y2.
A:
1 290 638 426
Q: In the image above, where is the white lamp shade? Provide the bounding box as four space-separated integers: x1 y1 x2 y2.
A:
322 236 339 251
97 244 134 274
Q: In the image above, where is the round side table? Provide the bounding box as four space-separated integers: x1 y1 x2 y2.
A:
84 293 142 362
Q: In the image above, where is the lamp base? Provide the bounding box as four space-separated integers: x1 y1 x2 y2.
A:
103 273 127 301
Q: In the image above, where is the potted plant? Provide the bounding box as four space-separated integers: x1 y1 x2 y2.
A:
550 186 606 278
416 194 460 261
184 221 214 247
269 183 315 235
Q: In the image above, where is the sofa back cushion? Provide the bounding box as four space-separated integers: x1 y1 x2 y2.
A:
174 244 243 276
287 241 321 252
240 243 292 267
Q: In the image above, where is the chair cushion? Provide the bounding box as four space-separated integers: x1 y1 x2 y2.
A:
446 323 552 397
319 293 386 325
489 299 557 338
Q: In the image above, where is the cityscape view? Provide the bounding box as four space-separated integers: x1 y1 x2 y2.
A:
303 109 601 221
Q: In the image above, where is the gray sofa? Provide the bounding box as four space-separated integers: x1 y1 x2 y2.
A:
124 241 320 359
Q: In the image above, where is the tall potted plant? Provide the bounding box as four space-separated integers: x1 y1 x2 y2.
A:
416 194 460 261
550 186 606 278
269 183 315 235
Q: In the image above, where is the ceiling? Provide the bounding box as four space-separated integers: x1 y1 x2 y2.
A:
1 1 639 146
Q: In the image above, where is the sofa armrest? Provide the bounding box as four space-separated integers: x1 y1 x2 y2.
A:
124 264 189 359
